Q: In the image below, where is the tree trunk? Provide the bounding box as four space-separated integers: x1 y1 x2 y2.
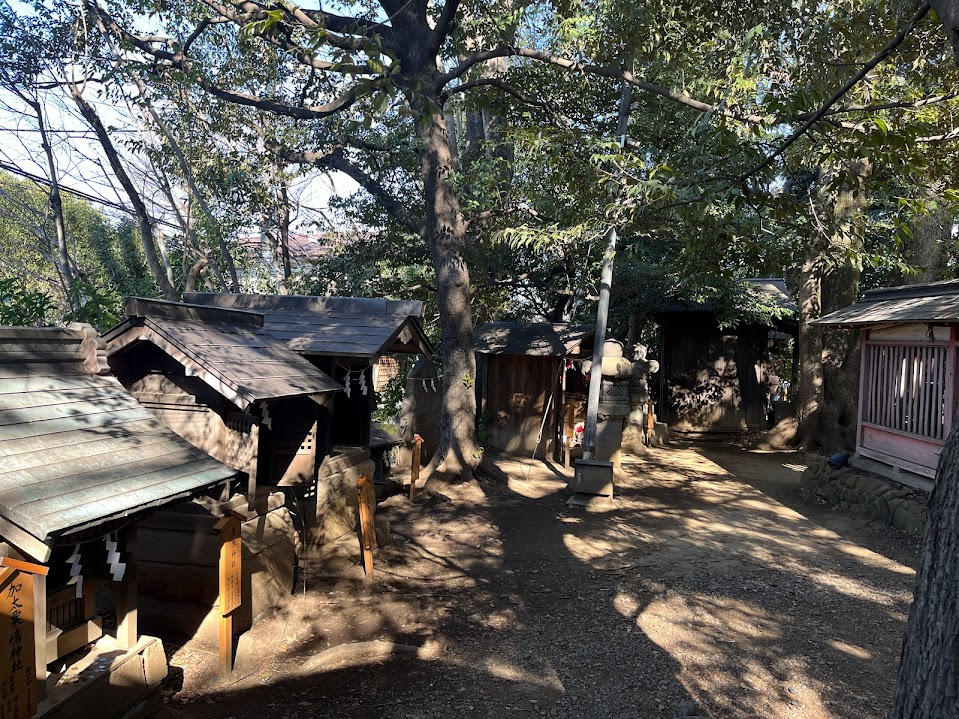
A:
893 201 954 284
32 99 75 302
414 91 480 478
68 84 178 300
796 250 824 441
798 161 869 451
98 19 241 292
277 179 293 293
892 421 959 717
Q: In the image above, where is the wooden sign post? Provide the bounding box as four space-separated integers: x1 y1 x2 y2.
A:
0 558 48 719
410 434 423 501
356 474 375 581
214 515 242 675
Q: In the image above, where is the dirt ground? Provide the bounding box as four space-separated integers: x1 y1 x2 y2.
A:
152 442 921 719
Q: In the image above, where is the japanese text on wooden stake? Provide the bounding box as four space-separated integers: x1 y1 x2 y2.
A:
219 517 242 616
0 569 35 719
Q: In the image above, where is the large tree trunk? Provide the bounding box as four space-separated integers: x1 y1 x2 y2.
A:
796 249 824 440
892 201 954 284
414 89 480 479
797 161 869 451
892 422 959 717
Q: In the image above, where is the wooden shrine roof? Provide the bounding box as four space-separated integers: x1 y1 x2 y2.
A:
474 323 595 357
184 292 434 359
104 298 343 410
815 279 959 328
0 325 236 561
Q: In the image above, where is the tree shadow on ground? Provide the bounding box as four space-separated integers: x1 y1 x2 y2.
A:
152 444 917 719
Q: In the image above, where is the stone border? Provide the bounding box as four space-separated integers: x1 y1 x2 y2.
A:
800 455 927 537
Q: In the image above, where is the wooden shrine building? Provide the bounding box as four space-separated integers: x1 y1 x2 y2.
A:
655 278 798 436
183 292 434 451
104 298 343 496
0 324 237 716
474 323 595 458
816 279 959 490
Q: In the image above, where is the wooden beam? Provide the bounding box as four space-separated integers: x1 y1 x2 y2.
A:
216 515 242 675
0 516 52 564
0 557 49 575
410 435 423 502
115 526 138 650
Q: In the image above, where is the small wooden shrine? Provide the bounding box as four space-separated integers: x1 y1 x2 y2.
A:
473 323 596 460
0 324 237 718
655 278 798 435
816 279 959 490
104 298 343 495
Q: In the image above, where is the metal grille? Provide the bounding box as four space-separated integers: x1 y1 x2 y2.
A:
863 343 948 440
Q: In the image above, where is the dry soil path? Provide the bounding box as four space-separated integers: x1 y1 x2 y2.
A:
154 443 920 719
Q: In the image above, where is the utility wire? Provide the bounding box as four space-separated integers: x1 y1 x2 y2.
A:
0 158 180 229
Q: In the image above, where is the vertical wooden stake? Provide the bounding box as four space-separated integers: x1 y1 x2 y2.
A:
116 525 138 650
356 474 375 581
32 571 46 703
410 434 423 501
215 515 242 675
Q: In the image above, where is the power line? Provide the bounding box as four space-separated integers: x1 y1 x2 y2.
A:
0 159 180 229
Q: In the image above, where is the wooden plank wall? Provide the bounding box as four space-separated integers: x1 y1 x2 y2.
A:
266 396 320 486
661 315 769 432
485 354 561 454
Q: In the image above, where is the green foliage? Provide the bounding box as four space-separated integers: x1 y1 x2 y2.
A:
372 367 406 423
0 278 55 326
0 173 156 328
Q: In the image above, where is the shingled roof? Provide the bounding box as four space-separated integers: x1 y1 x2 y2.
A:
815 279 959 328
0 325 236 562
104 298 343 410
184 292 434 358
474 323 595 357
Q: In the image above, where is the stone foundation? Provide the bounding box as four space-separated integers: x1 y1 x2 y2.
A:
800 455 927 537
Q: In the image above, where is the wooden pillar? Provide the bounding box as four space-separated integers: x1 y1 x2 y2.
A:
116 525 138 650
356 474 375 581
410 435 423 501
33 571 47 702
215 515 242 675
247 422 260 509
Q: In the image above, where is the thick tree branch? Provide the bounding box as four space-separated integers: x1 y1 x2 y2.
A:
432 0 460 48
442 3 935 128
89 2 360 120
738 0 932 182
67 83 179 300
267 142 424 236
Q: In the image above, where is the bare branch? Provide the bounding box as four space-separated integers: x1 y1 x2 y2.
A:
268 142 424 236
